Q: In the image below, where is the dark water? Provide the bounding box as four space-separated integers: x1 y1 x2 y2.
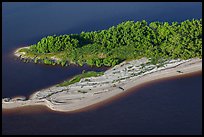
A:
2 72 202 135
2 2 202 135
2 2 202 97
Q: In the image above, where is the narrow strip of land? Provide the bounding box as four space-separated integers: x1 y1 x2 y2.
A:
2 57 202 112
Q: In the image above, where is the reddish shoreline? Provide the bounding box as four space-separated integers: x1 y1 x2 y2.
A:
3 70 202 115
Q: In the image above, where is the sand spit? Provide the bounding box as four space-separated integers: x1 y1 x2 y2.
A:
14 47 62 62
14 46 30 57
2 57 202 112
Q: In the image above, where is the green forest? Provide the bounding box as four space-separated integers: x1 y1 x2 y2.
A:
19 19 202 67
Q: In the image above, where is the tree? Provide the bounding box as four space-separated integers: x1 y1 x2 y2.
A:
22 19 202 67
86 59 94 66
95 59 102 67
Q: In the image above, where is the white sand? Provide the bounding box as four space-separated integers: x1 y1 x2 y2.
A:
2 54 202 112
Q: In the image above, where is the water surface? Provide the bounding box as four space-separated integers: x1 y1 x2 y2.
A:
2 2 202 135
2 72 202 135
2 2 202 97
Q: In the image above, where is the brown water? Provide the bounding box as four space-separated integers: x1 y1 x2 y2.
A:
2 2 202 135
2 71 202 135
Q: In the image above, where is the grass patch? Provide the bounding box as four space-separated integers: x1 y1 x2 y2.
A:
57 71 104 87
18 48 30 53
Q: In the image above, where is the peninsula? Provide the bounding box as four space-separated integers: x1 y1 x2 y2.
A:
2 19 202 112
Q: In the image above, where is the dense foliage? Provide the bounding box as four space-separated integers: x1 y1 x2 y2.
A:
24 19 202 67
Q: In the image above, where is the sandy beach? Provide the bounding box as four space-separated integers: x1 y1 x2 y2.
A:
2 49 202 112
14 46 30 57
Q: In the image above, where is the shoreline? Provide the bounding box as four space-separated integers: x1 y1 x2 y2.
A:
3 50 202 113
13 46 64 66
14 46 30 57
3 70 202 115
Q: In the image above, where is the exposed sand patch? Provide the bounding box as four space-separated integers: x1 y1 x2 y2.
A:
2 56 202 112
